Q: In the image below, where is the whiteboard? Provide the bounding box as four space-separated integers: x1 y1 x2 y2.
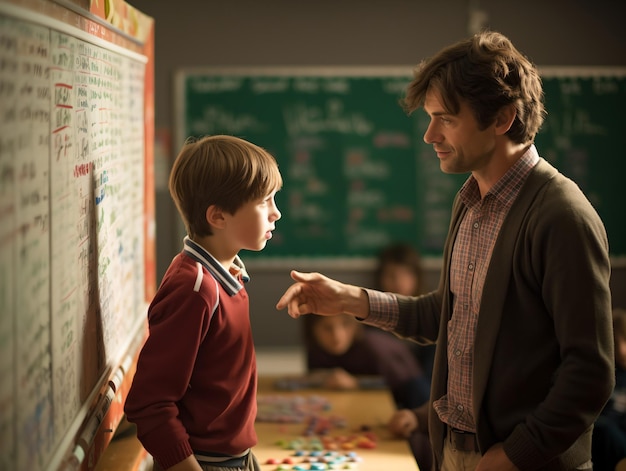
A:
0 3 152 470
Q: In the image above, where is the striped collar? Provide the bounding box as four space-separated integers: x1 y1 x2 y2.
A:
182 236 249 296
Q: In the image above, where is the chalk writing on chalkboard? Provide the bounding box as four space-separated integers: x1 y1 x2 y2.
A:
176 68 626 261
535 71 626 257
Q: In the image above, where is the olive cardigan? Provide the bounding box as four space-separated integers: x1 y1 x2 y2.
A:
372 158 614 470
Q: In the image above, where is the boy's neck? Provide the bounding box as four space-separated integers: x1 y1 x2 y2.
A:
191 234 237 271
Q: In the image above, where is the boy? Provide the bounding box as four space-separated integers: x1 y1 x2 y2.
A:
125 135 282 471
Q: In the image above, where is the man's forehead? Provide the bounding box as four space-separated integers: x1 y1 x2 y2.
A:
423 88 449 114
423 86 472 117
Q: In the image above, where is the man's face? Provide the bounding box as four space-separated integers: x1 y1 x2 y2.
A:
422 88 498 176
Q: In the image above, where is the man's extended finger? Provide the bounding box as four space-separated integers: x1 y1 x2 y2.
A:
287 299 309 318
290 270 317 283
276 283 301 310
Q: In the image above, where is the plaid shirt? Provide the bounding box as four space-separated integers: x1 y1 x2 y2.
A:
367 146 540 433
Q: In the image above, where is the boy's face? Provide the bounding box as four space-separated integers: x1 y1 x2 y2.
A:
223 189 281 252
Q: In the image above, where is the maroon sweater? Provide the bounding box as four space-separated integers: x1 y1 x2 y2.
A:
125 242 257 469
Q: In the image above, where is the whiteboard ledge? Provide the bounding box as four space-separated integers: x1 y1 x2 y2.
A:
46 303 149 471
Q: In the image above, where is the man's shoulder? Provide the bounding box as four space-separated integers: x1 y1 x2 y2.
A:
524 159 595 214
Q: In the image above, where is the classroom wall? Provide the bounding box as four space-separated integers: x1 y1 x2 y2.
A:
128 0 626 346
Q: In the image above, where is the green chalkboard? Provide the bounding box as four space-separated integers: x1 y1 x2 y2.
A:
536 69 626 258
174 67 626 260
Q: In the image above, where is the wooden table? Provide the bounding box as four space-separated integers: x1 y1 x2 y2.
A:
254 377 419 471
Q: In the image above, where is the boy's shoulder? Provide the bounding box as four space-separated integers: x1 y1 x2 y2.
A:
157 252 220 306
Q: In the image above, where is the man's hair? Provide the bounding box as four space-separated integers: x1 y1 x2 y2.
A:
403 30 546 144
169 134 282 239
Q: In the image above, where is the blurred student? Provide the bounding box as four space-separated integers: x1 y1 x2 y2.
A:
593 307 626 471
373 242 435 470
302 313 429 409
125 135 282 471
301 310 434 469
374 242 435 380
374 242 424 297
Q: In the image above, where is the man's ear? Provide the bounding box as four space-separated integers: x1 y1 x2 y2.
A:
206 204 226 230
495 103 517 135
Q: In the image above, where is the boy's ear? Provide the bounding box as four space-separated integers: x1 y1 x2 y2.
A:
206 204 226 229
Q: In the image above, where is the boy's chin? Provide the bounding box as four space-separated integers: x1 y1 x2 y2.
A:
243 242 267 252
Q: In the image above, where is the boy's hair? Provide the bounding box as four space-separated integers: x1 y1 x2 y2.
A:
169 134 282 239
403 30 546 144
373 242 424 296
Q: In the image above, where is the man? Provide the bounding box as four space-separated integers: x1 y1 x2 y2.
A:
276 31 614 470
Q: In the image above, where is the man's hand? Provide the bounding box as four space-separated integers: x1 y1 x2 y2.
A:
475 443 519 471
276 270 368 319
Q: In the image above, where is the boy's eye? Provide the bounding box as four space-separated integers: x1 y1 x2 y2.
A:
264 190 278 202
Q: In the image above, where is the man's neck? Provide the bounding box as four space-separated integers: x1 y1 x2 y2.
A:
474 142 530 197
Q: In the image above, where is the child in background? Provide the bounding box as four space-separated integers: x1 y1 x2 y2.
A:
302 313 429 409
298 244 435 470
374 242 424 296
300 302 434 471
373 242 435 379
592 307 626 471
373 242 434 471
124 135 282 471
